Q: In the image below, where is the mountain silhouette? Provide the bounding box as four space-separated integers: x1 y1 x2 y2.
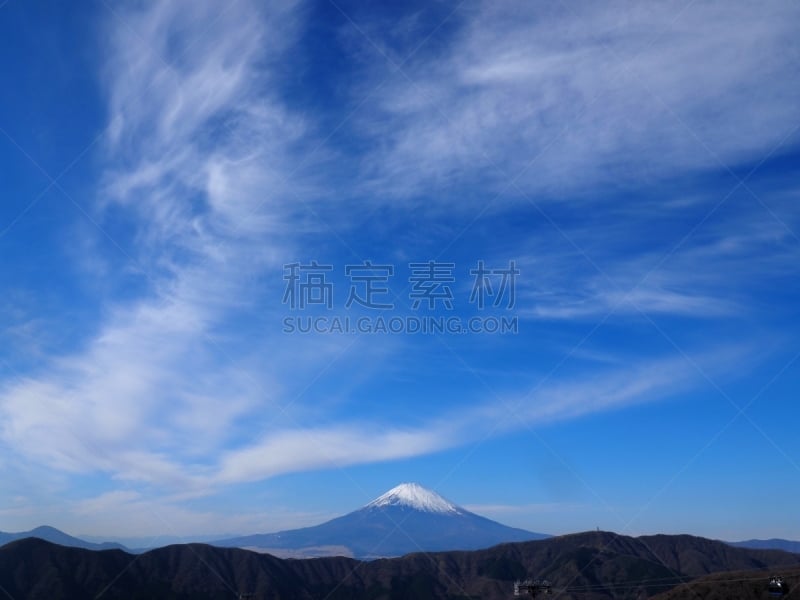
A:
651 563 800 599
1 530 798 599
0 525 127 552
214 482 548 558
730 538 800 554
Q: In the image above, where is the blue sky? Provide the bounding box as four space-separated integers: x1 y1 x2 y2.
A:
1 0 799 544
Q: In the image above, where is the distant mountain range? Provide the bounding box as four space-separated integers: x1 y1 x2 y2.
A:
1 531 798 599
213 482 549 558
4 490 799 564
0 525 127 552
730 538 800 554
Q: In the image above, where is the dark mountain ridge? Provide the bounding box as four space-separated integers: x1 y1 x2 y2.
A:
651 563 800 599
2 531 798 600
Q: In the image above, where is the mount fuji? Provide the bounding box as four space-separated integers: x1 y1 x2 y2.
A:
214 483 549 559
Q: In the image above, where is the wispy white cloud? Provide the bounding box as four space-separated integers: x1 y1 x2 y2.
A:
474 350 728 431
506 188 800 321
211 345 740 489
216 425 450 484
0 0 318 491
0 0 792 539
353 0 800 200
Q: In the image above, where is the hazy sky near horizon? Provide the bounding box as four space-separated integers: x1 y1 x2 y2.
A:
1 0 799 544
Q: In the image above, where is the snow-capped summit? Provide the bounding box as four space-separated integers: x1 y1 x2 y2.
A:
365 482 461 514
215 481 549 558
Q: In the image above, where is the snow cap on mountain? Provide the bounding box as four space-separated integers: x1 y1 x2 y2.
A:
365 482 462 514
